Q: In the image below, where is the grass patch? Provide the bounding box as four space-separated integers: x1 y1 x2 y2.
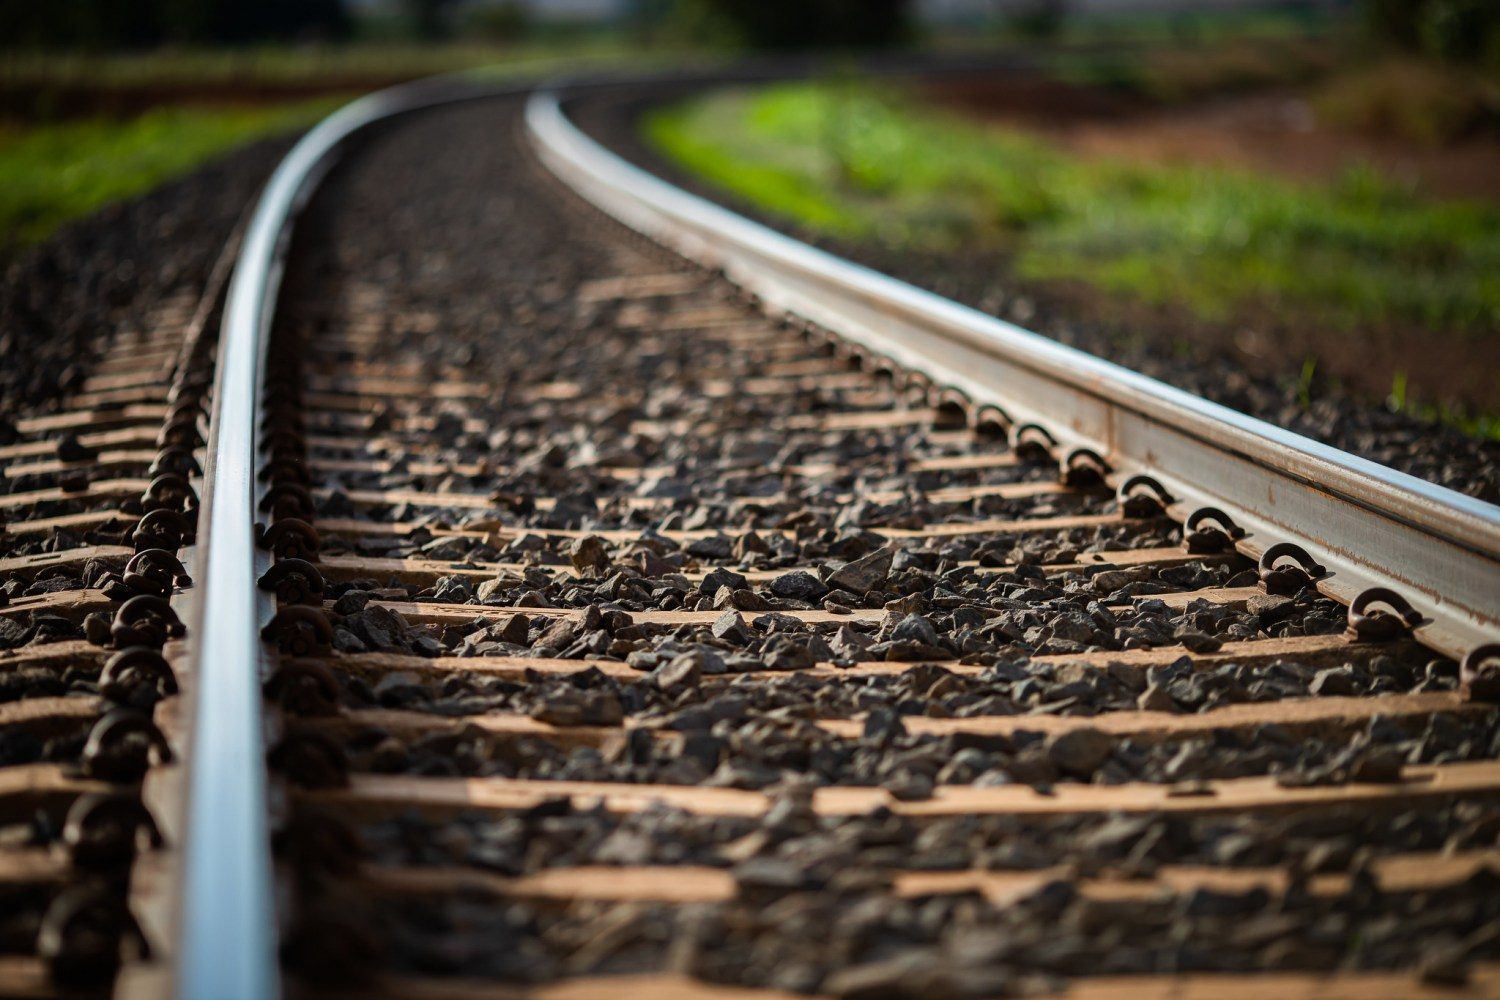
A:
0 99 339 247
645 81 1500 340
0 43 673 248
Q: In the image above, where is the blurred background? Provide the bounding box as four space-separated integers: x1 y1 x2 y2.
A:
2 0 1496 429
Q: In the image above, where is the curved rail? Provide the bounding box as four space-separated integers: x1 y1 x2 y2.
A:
525 89 1498 662
172 68 1497 998
171 63 751 1000
178 77 507 1000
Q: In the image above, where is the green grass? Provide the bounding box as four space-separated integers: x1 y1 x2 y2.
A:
0 99 340 247
0 41 677 249
645 81 1500 339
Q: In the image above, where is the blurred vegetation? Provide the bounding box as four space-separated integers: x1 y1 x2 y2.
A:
404 0 462 41
0 0 656 243
0 40 643 248
991 0 1072 41
959 1 1343 50
0 0 915 53
1048 34 1338 102
1362 0 1500 66
1312 57 1500 144
0 0 352 48
1028 6 1498 148
624 0 911 49
0 99 339 249
703 0 910 49
647 81 1500 340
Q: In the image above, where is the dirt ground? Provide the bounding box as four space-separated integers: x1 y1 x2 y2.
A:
922 74 1500 204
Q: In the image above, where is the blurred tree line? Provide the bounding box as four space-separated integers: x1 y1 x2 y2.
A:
634 0 911 49
1 0 352 48
2 0 915 50
5 0 1498 60
1362 0 1500 65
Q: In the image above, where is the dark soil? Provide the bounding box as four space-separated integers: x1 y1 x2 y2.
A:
923 73 1500 205
0 80 379 124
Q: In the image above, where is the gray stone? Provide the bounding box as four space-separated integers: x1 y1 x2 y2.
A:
1247 593 1294 620
653 653 702 690
1175 628 1223 653
475 578 509 603
825 544 896 595
711 609 751 644
892 614 940 647
567 535 611 573
770 570 828 602
1310 666 1358 697
1047 727 1113 778
1093 568 1148 593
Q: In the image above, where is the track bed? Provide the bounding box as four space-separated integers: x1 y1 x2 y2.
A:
252 100 1499 997
0 279 219 996
1 89 1496 999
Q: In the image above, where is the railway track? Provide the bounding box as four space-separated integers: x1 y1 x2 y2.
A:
0 76 1497 998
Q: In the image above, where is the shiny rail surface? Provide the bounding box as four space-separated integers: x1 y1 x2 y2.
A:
526 90 1499 664
176 76 508 1000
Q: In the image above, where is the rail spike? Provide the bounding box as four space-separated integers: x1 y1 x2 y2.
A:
131 509 190 553
262 605 335 658
110 594 186 649
99 647 178 708
1183 507 1246 554
1061 447 1111 488
1013 423 1057 464
1345 587 1424 643
265 659 342 716
63 793 164 870
258 558 327 605
258 518 322 561
1118 475 1174 518
932 386 972 428
1461 644 1500 703
1258 542 1327 596
973 403 1012 439
38 886 149 988
123 548 191 596
81 708 173 783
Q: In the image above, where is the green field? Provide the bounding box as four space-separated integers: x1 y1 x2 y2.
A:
0 42 658 250
646 81 1500 339
0 100 342 248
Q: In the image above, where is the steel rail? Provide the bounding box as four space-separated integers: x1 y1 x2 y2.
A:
166 68 1498 998
169 65 746 999
526 89 1498 661
176 77 507 1000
